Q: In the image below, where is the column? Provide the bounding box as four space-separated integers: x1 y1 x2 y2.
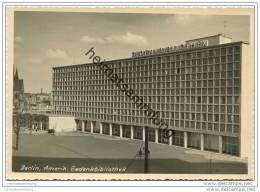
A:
119 125 123 138
142 127 145 141
155 129 158 143
90 121 94 133
27 118 30 128
39 121 42 130
76 120 79 131
169 133 172 146
82 121 85 132
130 125 134 139
219 135 223 153
184 131 188 148
42 119 45 130
109 123 112 136
200 133 204 151
100 123 103 135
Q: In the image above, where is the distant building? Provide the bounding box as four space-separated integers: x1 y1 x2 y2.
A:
22 90 54 130
24 89 52 113
13 68 25 112
13 68 26 128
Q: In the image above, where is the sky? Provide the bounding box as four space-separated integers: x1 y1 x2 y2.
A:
14 11 250 93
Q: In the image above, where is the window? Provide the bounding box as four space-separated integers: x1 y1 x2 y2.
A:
234 106 240 113
214 97 219 104
208 123 213 130
197 96 201 103
228 47 233 55
202 96 207 104
221 48 226 55
185 113 189 120
220 115 225 122
202 113 207 121
196 113 201 121
235 96 239 104
227 115 232 123
215 114 219 122
234 46 240 53
209 96 213 104
221 96 226 104
208 114 213 122
234 115 239 123
234 79 240 86
227 124 232 133
209 50 214 57
208 105 213 113
227 96 232 104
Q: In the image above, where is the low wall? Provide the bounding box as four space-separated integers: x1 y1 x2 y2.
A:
48 116 76 132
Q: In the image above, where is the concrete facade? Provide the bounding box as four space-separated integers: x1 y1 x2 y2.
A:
52 34 251 158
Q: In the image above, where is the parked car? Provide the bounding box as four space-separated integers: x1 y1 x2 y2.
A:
48 129 55 134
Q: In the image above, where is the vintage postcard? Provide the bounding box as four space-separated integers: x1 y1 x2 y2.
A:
4 5 255 182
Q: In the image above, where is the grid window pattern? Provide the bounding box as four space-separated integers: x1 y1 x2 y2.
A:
52 44 241 136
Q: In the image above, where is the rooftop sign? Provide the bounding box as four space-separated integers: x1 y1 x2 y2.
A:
132 39 209 58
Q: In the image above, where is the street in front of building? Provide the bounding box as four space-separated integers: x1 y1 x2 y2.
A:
12 131 247 174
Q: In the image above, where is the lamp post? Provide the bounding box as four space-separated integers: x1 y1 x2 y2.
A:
144 127 149 173
15 108 24 150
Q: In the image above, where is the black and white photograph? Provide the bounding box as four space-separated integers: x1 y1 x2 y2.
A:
4 4 256 186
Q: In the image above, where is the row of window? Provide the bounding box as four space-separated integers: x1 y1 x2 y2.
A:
54 104 240 115
53 45 241 73
54 67 240 82
56 108 239 123
53 79 240 91
54 76 240 85
54 95 239 104
53 87 240 97
53 60 241 79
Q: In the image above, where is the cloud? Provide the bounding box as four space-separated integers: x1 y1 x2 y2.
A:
80 36 105 44
80 32 148 46
46 49 69 60
15 36 24 43
28 58 42 64
107 32 148 46
166 14 211 25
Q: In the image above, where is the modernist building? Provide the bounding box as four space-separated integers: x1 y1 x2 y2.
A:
52 34 252 158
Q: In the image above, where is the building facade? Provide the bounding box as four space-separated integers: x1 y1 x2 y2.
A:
24 91 52 113
52 34 252 158
21 113 75 132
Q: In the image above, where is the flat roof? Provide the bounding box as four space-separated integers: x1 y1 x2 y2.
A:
185 33 232 42
53 41 248 69
23 112 74 118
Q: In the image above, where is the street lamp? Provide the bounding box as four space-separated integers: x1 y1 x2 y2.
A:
15 108 24 150
135 127 150 173
144 126 149 173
